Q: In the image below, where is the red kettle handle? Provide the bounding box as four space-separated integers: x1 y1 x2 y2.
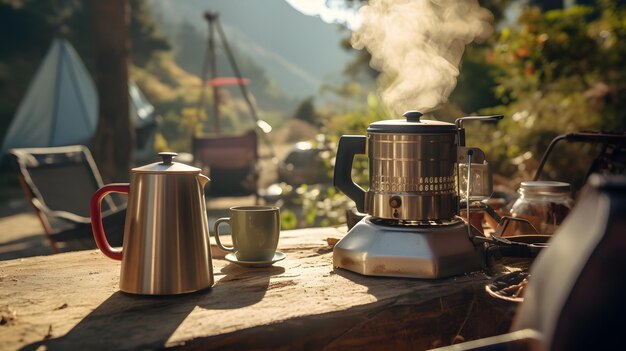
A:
90 183 129 261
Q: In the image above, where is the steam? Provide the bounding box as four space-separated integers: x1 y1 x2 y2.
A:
352 0 494 114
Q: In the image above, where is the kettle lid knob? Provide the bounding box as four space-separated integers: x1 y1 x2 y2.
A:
403 110 423 122
159 152 178 165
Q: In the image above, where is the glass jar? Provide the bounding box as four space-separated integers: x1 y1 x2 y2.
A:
510 181 574 235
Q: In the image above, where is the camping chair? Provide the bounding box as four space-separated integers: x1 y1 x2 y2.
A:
9 145 125 253
192 130 260 203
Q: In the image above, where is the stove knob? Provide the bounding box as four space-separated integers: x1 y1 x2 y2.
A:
389 196 402 209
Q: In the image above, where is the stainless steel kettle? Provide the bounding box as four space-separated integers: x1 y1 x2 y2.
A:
334 111 501 222
90 152 214 295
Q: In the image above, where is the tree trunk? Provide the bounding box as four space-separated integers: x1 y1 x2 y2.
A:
90 0 133 182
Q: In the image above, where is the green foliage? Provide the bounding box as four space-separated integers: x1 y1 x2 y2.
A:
276 93 388 229
291 97 320 127
449 45 503 114
326 0 626 205
278 183 353 230
474 2 626 185
325 92 391 138
132 53 260 152
129 0 170 66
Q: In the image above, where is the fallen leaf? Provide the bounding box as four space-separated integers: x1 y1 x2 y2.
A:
326 237 340 248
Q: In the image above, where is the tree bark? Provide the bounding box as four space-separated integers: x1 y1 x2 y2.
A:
90 0 133 182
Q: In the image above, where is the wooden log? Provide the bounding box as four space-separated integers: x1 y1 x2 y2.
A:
0 227 516 350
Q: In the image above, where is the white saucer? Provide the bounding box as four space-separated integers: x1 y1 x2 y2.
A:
224 251 286 268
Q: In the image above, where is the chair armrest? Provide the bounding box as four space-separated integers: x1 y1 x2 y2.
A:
31 198 124 225
108 201 127 213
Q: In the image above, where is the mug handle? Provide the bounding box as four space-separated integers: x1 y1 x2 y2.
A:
90 183 129 260
213 217 235 252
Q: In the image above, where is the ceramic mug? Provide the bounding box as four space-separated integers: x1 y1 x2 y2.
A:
213 206 280 261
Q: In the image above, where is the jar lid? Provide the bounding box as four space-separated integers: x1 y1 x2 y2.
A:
520 181 571 195
132 152 201 174
367 111 457 134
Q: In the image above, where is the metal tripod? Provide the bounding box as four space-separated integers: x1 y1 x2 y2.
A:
195 11 275 159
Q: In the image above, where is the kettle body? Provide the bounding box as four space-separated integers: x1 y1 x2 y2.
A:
334 111 500 222
334 111 459 222
91 152 214 295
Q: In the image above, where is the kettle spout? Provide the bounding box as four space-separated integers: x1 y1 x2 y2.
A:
197 174 210 188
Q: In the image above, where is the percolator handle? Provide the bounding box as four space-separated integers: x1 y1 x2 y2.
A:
455 115 504 146
90 183 129 260
334 135 367 212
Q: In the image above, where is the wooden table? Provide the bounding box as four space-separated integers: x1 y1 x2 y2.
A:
0 227 518 350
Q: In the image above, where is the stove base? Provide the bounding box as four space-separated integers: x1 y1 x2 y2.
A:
333 217 484 279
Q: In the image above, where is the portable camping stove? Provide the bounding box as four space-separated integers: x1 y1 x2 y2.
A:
332 111 501 279
333 217 483 279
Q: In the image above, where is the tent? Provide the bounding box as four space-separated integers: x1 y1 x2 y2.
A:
1 38 157 161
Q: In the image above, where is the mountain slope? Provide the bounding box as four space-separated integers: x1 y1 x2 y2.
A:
149 0 354 98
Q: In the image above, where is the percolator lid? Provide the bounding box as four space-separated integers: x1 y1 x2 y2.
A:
366 111 457 134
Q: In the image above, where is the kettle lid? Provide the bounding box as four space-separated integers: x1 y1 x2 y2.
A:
132 152 201 174
367 111 456 133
